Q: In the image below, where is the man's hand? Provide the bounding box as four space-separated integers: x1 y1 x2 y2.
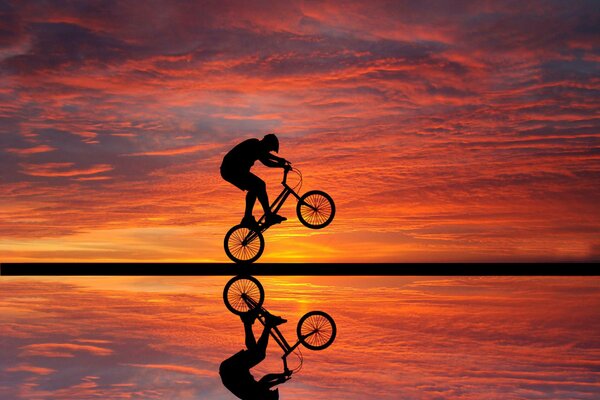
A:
276 373 292 383
281 159 292 169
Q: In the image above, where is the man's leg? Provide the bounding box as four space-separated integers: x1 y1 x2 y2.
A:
246 174 270 216
246 173 287 224
257 187 271 216
243 321 270 367
243 314 286 368
243 319 257 351
245 191 257 220
240 174 270 229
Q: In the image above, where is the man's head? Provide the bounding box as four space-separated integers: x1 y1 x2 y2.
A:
262 133 279 153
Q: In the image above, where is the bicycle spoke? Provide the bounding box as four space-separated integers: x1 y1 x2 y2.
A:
301 313 333 347
227 226 262 261
227 278 262 312
300 193 332 227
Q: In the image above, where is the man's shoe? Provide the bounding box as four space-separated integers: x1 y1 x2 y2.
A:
265 213 287 225
240 216 259 230
265 313 287 327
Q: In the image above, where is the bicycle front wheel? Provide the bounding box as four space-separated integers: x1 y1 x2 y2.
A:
297 311 336 350
223 275 265 315
297 190 335 229
224 225 265 264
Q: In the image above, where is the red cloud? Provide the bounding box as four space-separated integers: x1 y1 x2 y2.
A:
19 343 113 358
125 363 216 377
5 363 55 375
126 143 223 156
19 162 113 177
6 145 55 155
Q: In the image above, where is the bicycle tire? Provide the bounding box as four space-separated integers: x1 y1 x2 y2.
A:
296 190 335 229
297 311 336 350
224 225 265 264
223 275 265 315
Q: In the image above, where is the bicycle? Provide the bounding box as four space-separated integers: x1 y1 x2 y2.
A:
224 165 335 263
223 275 336 374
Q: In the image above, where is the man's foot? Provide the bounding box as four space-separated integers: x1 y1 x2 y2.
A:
240 309 258 325
265 313 287 327
240 215 260 230
265 213 287 226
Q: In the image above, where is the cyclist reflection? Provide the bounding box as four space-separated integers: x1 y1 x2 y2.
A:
220 310 292 400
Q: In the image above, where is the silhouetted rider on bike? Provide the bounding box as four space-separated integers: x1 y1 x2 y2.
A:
221 134 290 230
220 311 292 400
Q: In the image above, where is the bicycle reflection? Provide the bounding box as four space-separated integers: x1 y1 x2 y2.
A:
220 275 336 399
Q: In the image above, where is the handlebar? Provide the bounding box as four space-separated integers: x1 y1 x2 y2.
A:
281 164 302 192
282 163 292 183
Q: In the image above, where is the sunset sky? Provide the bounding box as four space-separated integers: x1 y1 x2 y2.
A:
2 2 600 398
1 0 599 262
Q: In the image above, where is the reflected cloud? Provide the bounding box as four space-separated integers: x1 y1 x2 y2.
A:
19 343 113 358
125 363 215 378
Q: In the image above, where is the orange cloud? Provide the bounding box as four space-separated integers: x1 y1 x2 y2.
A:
5 363 55 375
125 363 215 377
18 162 113 177
19 343 113 358
6 145 55 155
126 143 223 156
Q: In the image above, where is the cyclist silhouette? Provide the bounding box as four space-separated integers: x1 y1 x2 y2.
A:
221 134 290 230
220 311 292 400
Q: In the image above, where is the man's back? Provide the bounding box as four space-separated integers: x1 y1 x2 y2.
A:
221 138 263 172
220 350 277 400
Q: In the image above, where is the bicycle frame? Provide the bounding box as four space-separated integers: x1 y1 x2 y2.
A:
257 167 302 229
242 294 314 372
243 167 305 243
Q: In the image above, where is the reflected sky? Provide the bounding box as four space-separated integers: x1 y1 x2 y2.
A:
1 276 599 399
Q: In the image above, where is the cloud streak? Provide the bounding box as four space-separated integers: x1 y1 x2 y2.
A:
19 343 113 358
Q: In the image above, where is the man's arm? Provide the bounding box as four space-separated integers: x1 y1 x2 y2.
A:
259 153 289 168
258 371 291 389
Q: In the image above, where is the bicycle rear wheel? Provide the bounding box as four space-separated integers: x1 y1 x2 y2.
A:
297 311 336 350
223 275 265 315
297 190 335 229
224 225 264 264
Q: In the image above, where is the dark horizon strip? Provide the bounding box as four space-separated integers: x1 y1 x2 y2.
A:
1 262 599 276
